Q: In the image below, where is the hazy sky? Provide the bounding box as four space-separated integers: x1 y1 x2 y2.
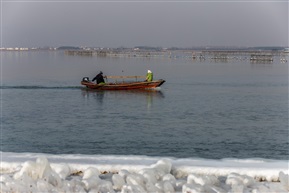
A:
1 0 288 48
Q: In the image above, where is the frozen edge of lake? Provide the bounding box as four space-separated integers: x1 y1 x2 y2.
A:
1 152 288 181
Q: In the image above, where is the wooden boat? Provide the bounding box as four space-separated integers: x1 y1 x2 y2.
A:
81 76 165 90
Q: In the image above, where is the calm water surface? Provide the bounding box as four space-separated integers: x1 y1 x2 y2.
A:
1 51 288 159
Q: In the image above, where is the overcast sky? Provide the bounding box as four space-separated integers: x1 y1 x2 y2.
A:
1 0 288 48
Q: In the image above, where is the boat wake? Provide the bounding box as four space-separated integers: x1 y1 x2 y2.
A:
0 85 83 90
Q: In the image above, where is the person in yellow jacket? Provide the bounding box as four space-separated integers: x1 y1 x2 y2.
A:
146 70 153 82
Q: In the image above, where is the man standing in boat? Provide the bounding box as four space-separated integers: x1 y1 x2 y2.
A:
92 71 105 84
146 70 153 82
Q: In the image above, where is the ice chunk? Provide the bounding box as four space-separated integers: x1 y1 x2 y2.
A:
53 163 71 179
182 183 204 193
175 179 187 192
252 185 270 193
43 168 62 188
16 172 36 190
266 181 289 192
206 185 227 193
35 157 51 178
231 184 244 192
162 173 177 184
0 174 13 183
226 173 254 186
112 173 125 190
152 159 172 174
60 179 86 192
13 156 62 189
91 180 114 193
0 183 10 192
83 167 100 179
126 173 146 188
13 160 38 180
119 169 130 180
279 171 289 190
82 175 101 190
145 181 162 193
138 168 157 184
37 179 54 192
163 180 175 193
121 184 146 193
155 180 175 192
151 159 172 180
188 173 218 186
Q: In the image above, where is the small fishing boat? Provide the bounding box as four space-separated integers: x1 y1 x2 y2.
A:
81 76 165 90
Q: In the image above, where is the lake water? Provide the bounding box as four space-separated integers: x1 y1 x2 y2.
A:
1 51 288 160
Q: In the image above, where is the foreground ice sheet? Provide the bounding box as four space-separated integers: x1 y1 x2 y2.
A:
1 152 288 193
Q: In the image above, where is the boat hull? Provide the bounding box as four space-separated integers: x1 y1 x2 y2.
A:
81 79 165 90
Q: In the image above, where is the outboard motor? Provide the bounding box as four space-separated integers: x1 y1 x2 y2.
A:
82 77 90 82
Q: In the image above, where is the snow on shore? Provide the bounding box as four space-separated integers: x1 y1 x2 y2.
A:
1 152 288 192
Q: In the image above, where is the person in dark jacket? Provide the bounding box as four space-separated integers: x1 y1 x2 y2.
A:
92 71 105 84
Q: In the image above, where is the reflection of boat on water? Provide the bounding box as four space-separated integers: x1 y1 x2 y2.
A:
81 86 165 109
81 87 165 98
81 76 165 90
116 88 165 98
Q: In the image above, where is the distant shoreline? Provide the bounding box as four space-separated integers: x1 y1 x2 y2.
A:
2 47 287 63
63 49 288 63
0 46 288 52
